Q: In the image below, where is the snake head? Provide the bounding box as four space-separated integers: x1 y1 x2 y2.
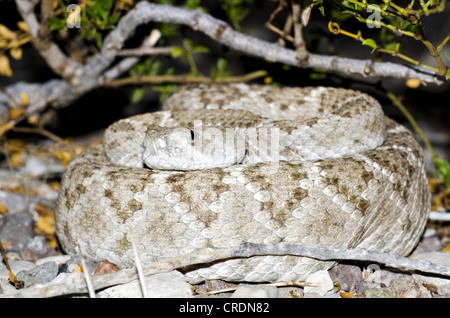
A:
142 125 246 171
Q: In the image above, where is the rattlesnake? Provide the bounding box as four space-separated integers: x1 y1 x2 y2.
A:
55 84 430 283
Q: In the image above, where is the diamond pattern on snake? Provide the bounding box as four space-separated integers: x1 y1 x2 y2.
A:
55 83 430 283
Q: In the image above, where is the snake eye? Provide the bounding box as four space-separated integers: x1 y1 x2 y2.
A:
190 130 195 141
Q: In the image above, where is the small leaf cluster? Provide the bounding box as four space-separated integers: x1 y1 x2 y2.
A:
50 0 133 48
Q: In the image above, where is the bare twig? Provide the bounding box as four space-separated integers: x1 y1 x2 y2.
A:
429 211 450 221
79 249 96 298
11 126 65 143
291 0 308 60
202 281 317 295
117 46 174 57
15 0 83 81
0 239 24 289
105 70 268 87
129 230 148 298
386 92 438 162
119 2 440 84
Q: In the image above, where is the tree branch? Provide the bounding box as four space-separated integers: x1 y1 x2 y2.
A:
15 0 84 82
114 2 441 84
1 2 444 128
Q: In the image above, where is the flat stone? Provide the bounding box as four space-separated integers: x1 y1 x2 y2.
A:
0 259 35 279
329 263 363 293
412 251 450 296
15 261 58 287
303 270 334 296
354 286 397 298
97 270 193 298
231 285 280 298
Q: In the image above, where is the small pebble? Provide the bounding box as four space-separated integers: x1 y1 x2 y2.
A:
97 270 192 298
15 261 58 287
94 260 120 275
0 259 35 279
354 286 397 298
0 215 34 247
303 270 334 296
59 256 98 275
329 263 363 293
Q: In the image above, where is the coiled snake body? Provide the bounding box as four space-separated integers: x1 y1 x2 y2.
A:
55 84 429 283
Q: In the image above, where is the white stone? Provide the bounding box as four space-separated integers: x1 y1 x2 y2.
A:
303 270 334 296
231 285 280 298
97 271 193 298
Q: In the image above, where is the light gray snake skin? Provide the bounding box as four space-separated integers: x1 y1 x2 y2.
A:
55 84 430 283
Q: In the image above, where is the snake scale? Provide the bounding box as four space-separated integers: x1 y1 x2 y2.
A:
55 84 430 283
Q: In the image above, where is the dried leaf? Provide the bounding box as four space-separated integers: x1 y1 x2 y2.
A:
0 203 8 215
49 181 61 191
10 47 22 60
443 246 450 252
0 54 13 77
339 291 354 298
9 151 25 168
16 21 30 33
406 78 421 89
0 24 16 40
20 91 28 106
8 108 25 120
0 122 14 136
74 264 84 273
35 211 55 235
27 114 39 125
56 149 73 167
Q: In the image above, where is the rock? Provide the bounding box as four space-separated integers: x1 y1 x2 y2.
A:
231 285 280 298
94 260 120 275
411 251 450 296
0 259 35 280
20 236 49 261
0 191 28 215
411 236 444 257
35 254 71 267
390 276 424 298
278 287 303 298
329 263 363 293
194 279 237 297
0 215 34 248
59 256 98 275
0 277 16 294
97 271 193 298
25 236 47 254
303 270 334 297
354 286 397 298
15 261 58 287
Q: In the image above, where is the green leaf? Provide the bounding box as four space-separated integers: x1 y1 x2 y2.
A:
446 69 450 80
171 46 184 59
192 44 210 54
216 58 227 72
434 157 450 186
131 87 145 104
341 1 354 10
384 42 400 52
362 38 377 50
443 51 450 61
49 18 67 31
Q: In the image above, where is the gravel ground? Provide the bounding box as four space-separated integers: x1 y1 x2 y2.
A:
0 138 449 298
